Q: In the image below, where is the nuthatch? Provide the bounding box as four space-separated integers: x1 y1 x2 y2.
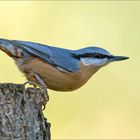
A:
0 38 129 105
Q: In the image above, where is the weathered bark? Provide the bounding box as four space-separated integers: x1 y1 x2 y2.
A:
0 83 51 140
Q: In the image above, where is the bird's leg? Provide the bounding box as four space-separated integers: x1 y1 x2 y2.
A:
34 74 49 110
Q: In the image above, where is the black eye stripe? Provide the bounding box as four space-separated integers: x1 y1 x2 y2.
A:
72 53 113 59
94 53 103 58
84 53 106 58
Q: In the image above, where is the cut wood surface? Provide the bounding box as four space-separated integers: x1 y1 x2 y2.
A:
0 83 51 140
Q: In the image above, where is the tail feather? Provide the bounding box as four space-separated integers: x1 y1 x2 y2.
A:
0 38 23 58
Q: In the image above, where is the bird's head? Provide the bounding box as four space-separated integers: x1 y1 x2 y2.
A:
74 47 129 68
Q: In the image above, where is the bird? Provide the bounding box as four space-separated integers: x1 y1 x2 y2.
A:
0 38 129 106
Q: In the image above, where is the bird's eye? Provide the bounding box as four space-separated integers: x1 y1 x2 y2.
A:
94 53 102 58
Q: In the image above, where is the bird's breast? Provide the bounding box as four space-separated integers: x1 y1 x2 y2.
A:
18 57 99 91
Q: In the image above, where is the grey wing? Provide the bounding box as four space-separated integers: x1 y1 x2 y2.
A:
12 40 80 72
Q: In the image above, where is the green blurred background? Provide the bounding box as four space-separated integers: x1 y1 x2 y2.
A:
0 1 139 139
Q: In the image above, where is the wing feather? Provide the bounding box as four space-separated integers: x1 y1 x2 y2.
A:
12 40 80 72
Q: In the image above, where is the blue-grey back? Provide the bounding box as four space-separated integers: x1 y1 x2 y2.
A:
13 40 80 72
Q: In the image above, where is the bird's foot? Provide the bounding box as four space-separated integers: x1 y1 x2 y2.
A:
40 87 49 110
23 81 49 110
23 81 38 88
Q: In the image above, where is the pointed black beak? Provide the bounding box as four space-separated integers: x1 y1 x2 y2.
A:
109 56 129 62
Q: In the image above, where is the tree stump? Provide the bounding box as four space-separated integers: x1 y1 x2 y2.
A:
0 83 51 140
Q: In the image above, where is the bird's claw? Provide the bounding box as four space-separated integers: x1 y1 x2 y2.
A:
41 87 49 110
23 81 38 88
23 81 49 110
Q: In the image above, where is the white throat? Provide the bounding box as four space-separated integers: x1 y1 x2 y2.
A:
80 57 108 66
